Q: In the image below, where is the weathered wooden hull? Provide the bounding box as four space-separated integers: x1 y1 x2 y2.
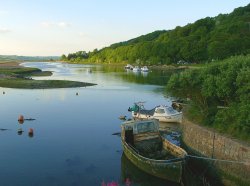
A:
121 139 185 183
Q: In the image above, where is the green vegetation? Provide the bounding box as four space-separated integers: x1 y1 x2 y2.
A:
0 67 41 76
62 4 250 65
0 66 96 89
0 78 95 89
166 55 250 142
0 66 53 77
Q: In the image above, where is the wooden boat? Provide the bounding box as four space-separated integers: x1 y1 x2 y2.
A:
128 102 183 123
121 119 187 183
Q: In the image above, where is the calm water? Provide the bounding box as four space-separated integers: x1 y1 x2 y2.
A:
0 62 181 186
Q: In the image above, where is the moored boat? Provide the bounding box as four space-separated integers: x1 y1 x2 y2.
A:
128 102 183 123
141 66 149 72
132 66 141 72
124 64 133 70
121 119 187 183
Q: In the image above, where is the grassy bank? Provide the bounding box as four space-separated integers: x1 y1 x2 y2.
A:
0 78 96 89
0 63 96 89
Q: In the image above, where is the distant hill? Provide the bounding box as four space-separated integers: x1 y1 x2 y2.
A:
0 55 60 62
63 3 250 65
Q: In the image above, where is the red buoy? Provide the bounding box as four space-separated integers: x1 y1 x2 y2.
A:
28 128 34 137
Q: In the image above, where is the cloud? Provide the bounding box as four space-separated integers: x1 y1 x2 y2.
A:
0 28 11 33
79 32 88 37
41 22 53 27
57 22 70 28
41 21 71 28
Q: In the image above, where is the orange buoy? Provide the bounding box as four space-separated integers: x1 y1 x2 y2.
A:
28 128 33 134
28 128 34 137
18 115 24 123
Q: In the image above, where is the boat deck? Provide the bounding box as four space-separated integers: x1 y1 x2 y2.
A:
138 109 155 116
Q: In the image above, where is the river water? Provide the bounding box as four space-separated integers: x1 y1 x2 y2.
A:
0 62 184 186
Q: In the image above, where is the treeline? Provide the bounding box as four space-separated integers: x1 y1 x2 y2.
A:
166 55 250 141
62 4 250 65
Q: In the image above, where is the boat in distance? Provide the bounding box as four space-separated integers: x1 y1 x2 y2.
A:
121 119 187 183
132 66 141 72
128 102 183 123
141 66 149 72
124 64 133 70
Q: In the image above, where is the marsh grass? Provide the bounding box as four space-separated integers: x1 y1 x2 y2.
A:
0 78 96 89
0 66 96 89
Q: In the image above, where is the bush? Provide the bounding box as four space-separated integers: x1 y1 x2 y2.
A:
166 55 250 141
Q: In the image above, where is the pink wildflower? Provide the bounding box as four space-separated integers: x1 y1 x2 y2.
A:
107 181 119 186
125 178 131 186
101 180 106 186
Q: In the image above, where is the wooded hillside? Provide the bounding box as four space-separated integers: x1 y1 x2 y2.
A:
62 4 250 65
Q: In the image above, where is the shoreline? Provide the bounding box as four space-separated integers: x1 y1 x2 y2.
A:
0 61 22 68
0 61 97 89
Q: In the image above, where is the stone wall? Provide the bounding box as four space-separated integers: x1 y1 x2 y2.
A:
181 118 250 185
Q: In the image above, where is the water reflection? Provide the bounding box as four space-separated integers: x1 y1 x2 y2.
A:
121 153 179 186
17 128 24 135
21 62 182 87
141 71 148 77
0 62 184 186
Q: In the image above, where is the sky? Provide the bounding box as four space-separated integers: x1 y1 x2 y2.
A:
0 0 249 56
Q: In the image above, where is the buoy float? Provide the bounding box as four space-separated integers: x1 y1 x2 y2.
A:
28 128 34 137
18 115 24 124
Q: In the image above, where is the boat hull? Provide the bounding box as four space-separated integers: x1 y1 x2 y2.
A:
121 139 184 183
132 112 183 123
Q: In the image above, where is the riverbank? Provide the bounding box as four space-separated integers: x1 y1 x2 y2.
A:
66 60 203 70
0 62 96 89
181 117 250 186
0 61 21 68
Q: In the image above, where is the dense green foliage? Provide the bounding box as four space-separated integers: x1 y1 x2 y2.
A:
63 4 250 65
166 55 250 141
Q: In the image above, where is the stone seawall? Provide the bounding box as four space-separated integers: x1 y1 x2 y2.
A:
181 118 250 185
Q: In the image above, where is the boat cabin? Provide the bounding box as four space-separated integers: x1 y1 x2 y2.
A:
121 119 162 154
154 105 180 115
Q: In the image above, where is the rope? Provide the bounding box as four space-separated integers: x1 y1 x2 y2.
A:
186 155 249 164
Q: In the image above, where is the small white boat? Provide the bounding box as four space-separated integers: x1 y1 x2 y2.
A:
128 102 182 123
132 66 141 72
141 66 149 72
124 64 133 70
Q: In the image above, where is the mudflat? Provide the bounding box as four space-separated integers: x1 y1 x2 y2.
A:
0 61 22 68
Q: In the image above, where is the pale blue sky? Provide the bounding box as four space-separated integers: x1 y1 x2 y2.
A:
0 0 249 56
